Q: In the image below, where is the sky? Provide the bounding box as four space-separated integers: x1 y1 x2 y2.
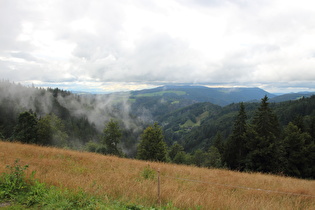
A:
1 0 315 94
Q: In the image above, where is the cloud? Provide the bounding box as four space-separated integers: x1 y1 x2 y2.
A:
10 52 40 62
0 0 315 93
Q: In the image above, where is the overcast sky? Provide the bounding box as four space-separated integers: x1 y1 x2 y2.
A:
1 0 315 93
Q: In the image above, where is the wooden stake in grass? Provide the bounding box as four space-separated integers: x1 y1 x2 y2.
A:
157 168 161 206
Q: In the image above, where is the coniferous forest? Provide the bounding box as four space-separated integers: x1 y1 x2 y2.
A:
0 80 314 179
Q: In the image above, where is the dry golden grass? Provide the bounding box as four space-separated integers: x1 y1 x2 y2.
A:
1 141 315 209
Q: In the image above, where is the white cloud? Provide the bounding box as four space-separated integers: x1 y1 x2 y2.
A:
0 0 315 93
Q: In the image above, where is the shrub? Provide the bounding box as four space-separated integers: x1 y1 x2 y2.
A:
0 159 30 199
141 165 156 180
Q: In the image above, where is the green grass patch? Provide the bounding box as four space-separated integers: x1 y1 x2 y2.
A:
128 98 136 103
180 111 209 128
196 111 209 122
181 119 197 128
0 159 176 210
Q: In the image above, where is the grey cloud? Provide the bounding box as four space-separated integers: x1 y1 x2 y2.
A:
71 33 100 60
73 32 197 84
10 52 39 62
116 33 196 82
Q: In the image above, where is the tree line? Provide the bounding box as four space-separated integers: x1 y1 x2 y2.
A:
86 96 315 179
164 96 315 179
2 96 315 179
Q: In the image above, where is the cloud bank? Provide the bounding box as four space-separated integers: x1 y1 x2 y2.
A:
1 0 315 93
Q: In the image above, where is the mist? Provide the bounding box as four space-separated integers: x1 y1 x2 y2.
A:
0 80 152 155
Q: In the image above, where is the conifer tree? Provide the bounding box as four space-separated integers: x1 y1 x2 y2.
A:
137 123 167 162
252 96 279 139
225 102 248 170
282 122 311 177
246 96 284 173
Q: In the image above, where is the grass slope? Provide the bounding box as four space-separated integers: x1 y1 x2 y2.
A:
1 141 315 209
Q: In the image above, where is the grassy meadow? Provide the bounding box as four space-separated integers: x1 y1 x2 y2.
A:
1 141 315 209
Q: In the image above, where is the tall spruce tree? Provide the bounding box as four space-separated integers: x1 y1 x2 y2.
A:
252 96 279 139
225 102 248 170
246 96 284 173
137 123 167 162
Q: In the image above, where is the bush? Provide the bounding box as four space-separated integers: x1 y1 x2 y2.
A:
0 159 46 206
141 165 156 180
0 159 30 199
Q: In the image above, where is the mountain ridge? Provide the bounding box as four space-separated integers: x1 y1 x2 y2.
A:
130 85 275 106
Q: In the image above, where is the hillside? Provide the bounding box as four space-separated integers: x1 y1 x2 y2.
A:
1 141 315 209
0 80 146 156
156 95 315 154
130 85 275 106
270 92 315 102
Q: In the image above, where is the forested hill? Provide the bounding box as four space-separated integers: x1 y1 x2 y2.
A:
130 85 275 106
158 95 315 179
270 92 315 102
1 80 314 178
164 95 315 152
0 80 146 154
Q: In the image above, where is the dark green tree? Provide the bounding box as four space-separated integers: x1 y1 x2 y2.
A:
225 102 248 170
204 146 222 168
282 122 313 178
0 131 4 140
169 142 184 161
213 132 225 155
192 149 206 167
37 116 52 145
137 123 167 162
13 110 38 144
102 119 122 156
37 114 68 147
304 140 315 178
246 96 284 173
173 151 188 164
252 96 279 139
308 116 315 140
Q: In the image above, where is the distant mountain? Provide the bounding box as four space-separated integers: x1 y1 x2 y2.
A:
131 85 275 106
270 92 315 103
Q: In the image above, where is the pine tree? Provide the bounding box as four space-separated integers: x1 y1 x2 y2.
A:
225 102 248 170
137 123 167 162
252 96 279 139
246 96 284 173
